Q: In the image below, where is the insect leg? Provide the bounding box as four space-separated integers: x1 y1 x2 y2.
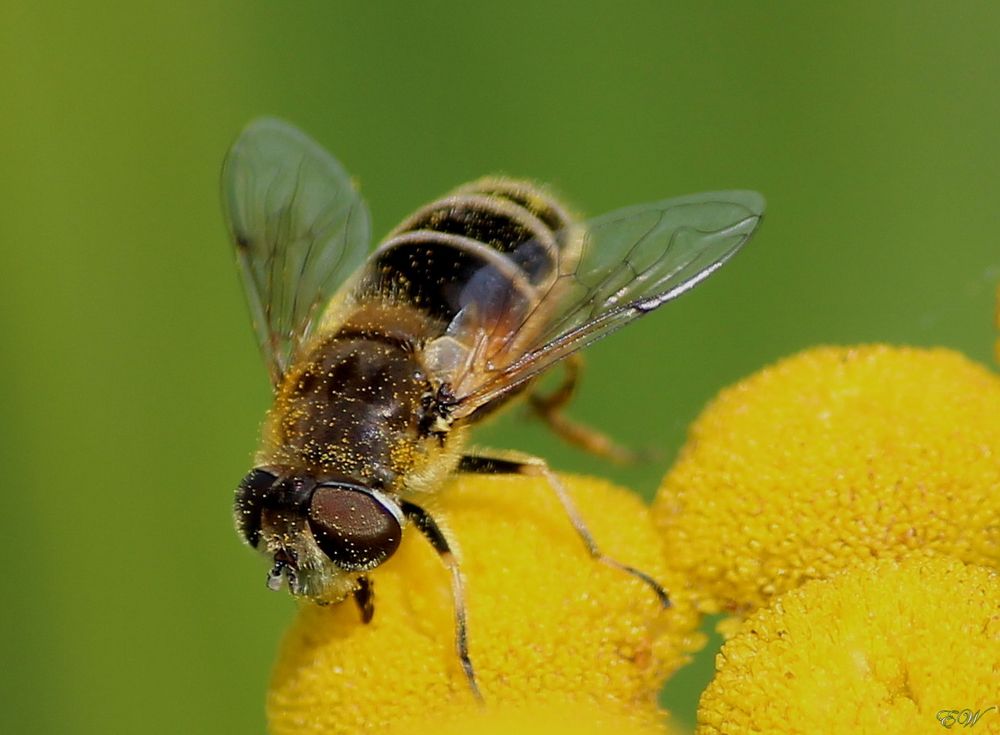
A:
352 576 375 624
400 500 483 702
527 355 645 464
457 454 670 608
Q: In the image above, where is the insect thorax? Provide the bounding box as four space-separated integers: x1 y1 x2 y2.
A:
265 331 436 491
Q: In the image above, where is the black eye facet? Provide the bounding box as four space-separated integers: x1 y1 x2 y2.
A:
307 484 402 571
234 468 278 547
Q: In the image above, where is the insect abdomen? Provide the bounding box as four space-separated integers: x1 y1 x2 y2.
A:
354 178 575 324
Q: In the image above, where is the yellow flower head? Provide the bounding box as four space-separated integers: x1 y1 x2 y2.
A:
697 555 1000 735
268 473 702 735
382 700 683 735
995 282 1000 365
653 345 1000 614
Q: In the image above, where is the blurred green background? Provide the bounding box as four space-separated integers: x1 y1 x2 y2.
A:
2 2 998 733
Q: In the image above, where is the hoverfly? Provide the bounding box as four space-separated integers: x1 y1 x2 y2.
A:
223 118 763 698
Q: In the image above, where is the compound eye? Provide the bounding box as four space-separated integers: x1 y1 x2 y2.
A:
235 468 278 547
308 485 402 571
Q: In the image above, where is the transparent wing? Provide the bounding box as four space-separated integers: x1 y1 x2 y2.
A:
222 117 371 385
447 190 764 415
